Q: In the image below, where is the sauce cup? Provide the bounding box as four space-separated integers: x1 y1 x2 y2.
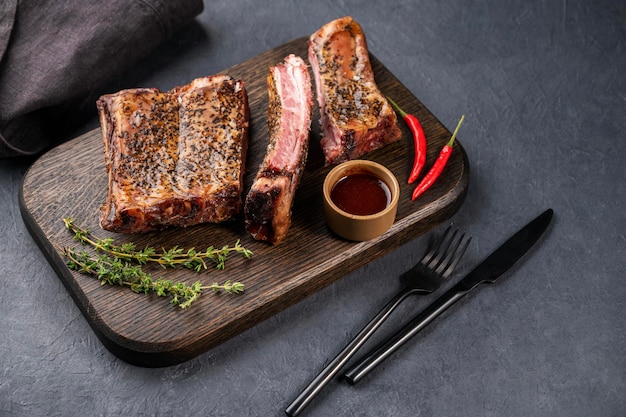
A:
323 160 400 241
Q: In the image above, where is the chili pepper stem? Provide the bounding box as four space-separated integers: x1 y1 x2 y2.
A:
446 114 465 147
386 96 407 118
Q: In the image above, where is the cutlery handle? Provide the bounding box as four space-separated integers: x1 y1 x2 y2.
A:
343 287 468 385
285 288 415 417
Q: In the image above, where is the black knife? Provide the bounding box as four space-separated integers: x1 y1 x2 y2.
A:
343 208 554 385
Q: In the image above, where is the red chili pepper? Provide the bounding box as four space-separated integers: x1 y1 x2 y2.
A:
412 115 465 201
387 96 426 184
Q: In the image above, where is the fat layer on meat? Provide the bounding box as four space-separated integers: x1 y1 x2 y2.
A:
244 54 313 244
97 74 249 233
308 16 402 165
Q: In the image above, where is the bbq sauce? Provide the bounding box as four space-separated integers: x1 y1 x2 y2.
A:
330 172 391 216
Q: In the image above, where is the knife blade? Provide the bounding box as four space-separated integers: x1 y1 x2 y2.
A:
343 208 554 385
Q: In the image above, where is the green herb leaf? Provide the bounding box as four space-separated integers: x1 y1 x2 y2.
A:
62 218 248 309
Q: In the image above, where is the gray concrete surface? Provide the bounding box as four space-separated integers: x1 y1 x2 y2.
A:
1 1 625 416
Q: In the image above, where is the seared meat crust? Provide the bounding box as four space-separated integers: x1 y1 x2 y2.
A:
97 75 249 233
308 16 402 165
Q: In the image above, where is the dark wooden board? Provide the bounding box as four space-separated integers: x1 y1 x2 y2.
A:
19 37 469 367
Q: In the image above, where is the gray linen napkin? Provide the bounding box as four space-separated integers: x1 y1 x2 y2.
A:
0 0 204 158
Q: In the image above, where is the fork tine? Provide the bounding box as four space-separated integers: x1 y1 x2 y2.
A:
437 233 472 278
433 230 464 274
420 225 452 266
427 228 459 271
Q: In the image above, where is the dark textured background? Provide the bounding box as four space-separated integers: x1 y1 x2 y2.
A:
1 1 625 416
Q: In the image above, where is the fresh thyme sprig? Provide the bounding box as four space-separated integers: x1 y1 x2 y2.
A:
63 217 253 271
61 217 249 309
63 248 244 309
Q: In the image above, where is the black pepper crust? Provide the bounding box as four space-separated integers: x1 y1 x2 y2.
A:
96 75 249 233
308 16 402 165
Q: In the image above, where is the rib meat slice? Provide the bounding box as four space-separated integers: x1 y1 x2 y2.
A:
244 54 313 244
174 75 249 225
97 75 249 233
308 16 402 165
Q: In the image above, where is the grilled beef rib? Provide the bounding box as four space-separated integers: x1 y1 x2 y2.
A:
97 74 249 233
244 54 313 244
308 16 402 166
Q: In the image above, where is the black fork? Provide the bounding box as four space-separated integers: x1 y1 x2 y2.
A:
285 226 472 417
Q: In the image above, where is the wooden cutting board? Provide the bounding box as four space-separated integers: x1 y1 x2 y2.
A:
19 37 469 367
